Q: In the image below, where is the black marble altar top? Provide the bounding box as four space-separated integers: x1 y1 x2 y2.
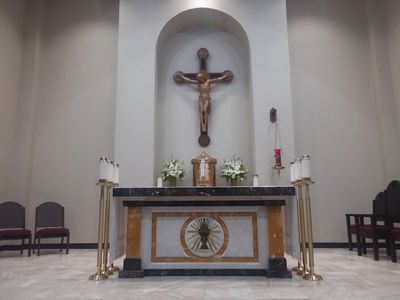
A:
114 186 294 207
113 186 294 198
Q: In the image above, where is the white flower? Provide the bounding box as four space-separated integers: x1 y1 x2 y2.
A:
161 157 185 181
220 156 248 181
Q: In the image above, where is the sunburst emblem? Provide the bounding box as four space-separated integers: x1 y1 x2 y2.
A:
181 216 228 258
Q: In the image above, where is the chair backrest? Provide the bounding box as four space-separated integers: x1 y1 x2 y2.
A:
35 202 64 228
386 180 400 217
0 201 26 229
373 191 387 216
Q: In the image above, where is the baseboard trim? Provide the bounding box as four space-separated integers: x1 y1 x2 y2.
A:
0 243 97 251
313 242 348 248
1 242 397 252
313 242 400 249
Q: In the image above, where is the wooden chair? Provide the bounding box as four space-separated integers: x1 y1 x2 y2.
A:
345 213 361 251
386 181 400 262
356 191 391 260
346 191 388 255
389 217 400 262
0 202 32 256
33 202 70 256
357 180 400 260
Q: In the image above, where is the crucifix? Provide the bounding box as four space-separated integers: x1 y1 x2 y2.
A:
174 48 233 147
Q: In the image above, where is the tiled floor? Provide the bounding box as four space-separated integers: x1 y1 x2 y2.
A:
0 248 399 299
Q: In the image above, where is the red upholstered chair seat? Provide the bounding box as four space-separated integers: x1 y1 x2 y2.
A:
36 227 69 237
0 229 31 238
392 228 400 239
349 224 359 232
358 225 389 236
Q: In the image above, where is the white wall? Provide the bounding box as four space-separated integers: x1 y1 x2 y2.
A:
0 0 120 243
366 0 400 184
116 0 295 188
155 9 254 186
0 0 27 201
287 0 400 242
25 0 119 241
382 0 400 147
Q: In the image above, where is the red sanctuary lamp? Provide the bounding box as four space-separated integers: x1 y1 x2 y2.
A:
274 148 282 167
270 108 285 176
272 147 284 176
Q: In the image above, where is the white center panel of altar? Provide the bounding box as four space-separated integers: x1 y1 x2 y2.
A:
141 206 268 269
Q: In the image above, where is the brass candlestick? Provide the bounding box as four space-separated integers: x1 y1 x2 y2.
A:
103 182 121 275
101 182 114 276
302 180 322 281
108 181 121 273
297 181 309 276
89 180 108 281
292 181 307 276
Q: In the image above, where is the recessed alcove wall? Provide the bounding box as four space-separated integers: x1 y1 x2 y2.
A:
155 8 254 186
115 0 295 187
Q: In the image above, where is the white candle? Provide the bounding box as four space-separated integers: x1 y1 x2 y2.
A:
157 176 163 187
99 157 108 181
113 162 119 184
107 160 114 182
253 175 259 187
290 162 295 183
295 158 302 181
200 158 205 177
301 155 311 179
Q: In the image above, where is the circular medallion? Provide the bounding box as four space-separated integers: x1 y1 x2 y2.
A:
173 71 184 83
197 48 209 59
180 216 228 258
198 134 210 147
222 70 234 81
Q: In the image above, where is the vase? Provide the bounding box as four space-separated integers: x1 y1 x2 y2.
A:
168 177 177 187
228 178 238 186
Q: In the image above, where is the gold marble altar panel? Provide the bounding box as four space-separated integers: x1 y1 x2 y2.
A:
151 212 258 263
267 206 284 258
126 207 141 258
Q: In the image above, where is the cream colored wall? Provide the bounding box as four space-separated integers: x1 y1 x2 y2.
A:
0 0 27 202
383 0 400 147
25 0 119 242
0 0 119 243
366 0 400 184
9 0 43 208
287 0 400 242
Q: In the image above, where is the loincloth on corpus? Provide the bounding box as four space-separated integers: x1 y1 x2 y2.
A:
199 96 211 113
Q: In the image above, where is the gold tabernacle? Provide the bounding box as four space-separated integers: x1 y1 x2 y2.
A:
191 152 217 186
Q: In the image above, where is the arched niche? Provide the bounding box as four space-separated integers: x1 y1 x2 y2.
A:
154 8 255 186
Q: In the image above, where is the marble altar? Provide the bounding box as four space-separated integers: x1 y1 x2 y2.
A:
110 186 298 279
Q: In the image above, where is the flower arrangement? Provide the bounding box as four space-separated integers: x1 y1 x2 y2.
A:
220 156 248 182
161 157 185 184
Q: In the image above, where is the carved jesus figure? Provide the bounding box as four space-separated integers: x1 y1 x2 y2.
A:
174 71 233 134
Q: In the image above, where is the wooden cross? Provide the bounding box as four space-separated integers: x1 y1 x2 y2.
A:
174 48 233 147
